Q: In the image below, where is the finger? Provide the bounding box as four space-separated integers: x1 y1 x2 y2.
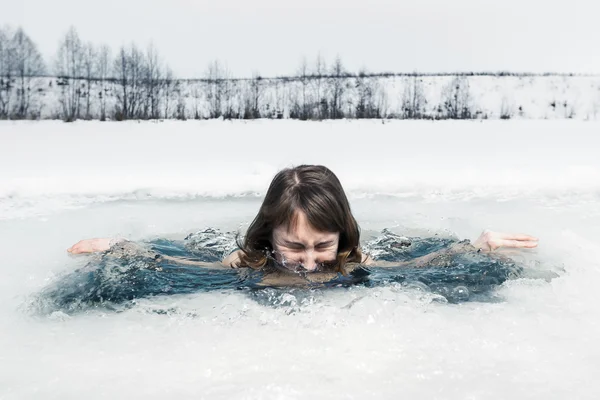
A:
497 239 539 249
499 233 538 241
509 234 539 241
67 240 83 251
69 244 88 254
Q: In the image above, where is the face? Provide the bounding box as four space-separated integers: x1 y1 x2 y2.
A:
271 211 340 272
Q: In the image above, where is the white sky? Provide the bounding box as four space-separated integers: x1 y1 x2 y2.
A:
1 0 599 78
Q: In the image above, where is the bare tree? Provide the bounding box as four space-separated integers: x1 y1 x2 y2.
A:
355 68 382 119
174 80 186 120
273 78 285 119
296 56 311 119
144 42 162 119
96 44 111 120
401 74 426 119
113 46 128 120
499 95 514 119
312 52 326 119
205 60 222 118
205 60 233 118
377 82 389 119
0 26 14 119
11 27 45 119
113 43 146 119
55 26 84 121
223 78 238 119
190 81 203 119
127 43 146 119
441 76 472 119
328 55 346 119
243 71 263 119
82 42 97 119
163 66 175 118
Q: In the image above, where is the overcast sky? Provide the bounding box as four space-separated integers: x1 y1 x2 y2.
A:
2 0 599 78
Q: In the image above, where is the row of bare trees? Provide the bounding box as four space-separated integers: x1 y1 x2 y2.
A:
0 25 481 121
53 27 178 121
289 55 389 120
0 27 46 119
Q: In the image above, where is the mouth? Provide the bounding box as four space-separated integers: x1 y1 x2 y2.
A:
266 251 336 274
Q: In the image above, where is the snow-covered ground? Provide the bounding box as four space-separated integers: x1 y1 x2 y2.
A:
1 120 599 399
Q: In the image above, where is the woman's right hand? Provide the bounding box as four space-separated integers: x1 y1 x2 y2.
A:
67 238 118 254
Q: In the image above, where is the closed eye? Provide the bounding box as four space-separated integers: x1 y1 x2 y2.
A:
282 241 336 250
316 242 335 249
285 243 305 250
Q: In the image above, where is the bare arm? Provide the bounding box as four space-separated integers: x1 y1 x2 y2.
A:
67 237 126 254
361 242 471 268
68 237 234 269
157 254 231 269
362 230 539 268
160 248 244 269
362 254 404 267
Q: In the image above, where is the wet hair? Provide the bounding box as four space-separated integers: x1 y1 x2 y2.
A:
236 165 363 274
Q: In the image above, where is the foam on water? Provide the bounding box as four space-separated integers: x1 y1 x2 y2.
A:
1 120 599 399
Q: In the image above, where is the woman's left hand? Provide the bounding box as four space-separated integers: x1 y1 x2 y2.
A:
473 230 538 252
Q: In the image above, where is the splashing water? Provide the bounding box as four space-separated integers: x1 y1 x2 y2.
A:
27 227 558 315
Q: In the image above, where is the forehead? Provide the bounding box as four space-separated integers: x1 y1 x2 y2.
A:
273 211 339 241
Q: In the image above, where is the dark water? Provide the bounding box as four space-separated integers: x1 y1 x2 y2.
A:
30 228 554 314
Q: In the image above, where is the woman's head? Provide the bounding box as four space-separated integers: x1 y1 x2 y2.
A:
238 165 363 273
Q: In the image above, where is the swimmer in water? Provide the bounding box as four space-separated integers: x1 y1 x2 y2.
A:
67 165 538 286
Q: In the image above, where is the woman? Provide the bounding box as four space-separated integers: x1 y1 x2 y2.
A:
67 165 538 279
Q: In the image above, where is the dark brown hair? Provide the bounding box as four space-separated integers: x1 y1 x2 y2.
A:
237 165 363 274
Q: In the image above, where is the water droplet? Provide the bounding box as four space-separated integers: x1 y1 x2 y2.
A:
451 286 470 301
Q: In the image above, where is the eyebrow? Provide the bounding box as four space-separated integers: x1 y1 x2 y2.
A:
283 240 336 247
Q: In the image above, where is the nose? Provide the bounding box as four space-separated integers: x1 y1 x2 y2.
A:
301 249 319 271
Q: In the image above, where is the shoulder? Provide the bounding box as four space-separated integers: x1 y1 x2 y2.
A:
222 249 243 268
361 253 375 266
344 253 373 273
